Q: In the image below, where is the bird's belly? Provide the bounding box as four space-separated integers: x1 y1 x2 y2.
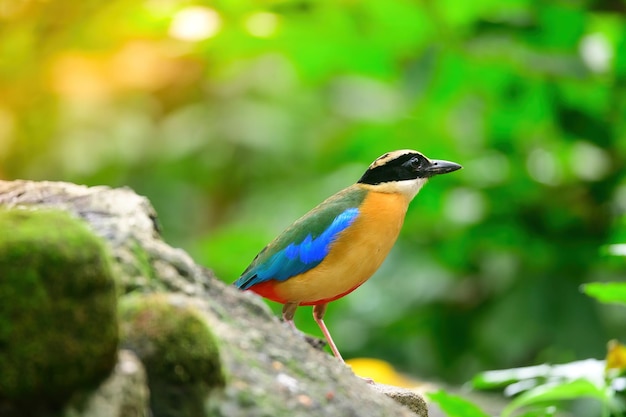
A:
272 192 409 305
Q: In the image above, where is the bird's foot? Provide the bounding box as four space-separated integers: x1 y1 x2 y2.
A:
280 319 328 351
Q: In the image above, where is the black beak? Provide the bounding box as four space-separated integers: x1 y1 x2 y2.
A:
424 159 462 177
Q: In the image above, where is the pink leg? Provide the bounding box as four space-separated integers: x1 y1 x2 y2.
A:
313 303 344 362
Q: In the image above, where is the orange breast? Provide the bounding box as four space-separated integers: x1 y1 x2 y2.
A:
270 190 410 305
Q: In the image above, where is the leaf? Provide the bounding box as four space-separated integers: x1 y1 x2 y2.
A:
427 390 491 417
472 364 551 390
582 282 626 305
501 379 607 417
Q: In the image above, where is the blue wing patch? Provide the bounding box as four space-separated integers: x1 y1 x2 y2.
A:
235 208 359 290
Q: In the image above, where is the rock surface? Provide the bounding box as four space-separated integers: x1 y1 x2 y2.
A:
0 180 428 417
373 384 429 416
63 350 149 417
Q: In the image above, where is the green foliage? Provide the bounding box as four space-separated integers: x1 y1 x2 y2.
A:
0 208 118 411
472 361 617 417
427 390 491 417
2 0 626 384
500 379 608 417
583 283 626 305
436 229 626 417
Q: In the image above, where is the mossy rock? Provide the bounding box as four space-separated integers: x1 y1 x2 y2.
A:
119 294 225 417
0 208 118 412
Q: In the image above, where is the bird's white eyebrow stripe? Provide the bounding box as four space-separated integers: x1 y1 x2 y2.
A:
371 153 390 167
369 150 416 169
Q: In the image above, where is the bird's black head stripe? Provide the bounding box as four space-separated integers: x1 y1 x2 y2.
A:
358 152 425 185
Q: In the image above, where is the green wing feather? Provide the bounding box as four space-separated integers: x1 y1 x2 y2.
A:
235 185 367 288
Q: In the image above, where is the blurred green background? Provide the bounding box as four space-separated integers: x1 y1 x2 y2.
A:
2 0 626 383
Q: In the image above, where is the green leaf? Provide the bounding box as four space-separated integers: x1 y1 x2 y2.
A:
472 364 550 390
427 390 491 417
582 282 626 305
501 379 607 417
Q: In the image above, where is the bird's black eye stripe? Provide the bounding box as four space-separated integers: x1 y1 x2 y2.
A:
358 152 424 185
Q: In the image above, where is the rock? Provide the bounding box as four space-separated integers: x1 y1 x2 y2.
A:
372 384 429 416
0 180 209 296
0 207 118 415
63 350 149 417
119 293 225 417
0 180 427 417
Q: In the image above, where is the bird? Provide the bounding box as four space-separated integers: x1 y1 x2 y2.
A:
234 150 461 362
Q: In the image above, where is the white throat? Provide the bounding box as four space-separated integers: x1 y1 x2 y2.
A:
370 178 428 200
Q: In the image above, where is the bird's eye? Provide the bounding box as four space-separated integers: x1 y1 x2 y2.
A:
409 157 422 169
401 155 426 171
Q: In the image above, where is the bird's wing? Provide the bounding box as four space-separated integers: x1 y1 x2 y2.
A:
234 185 367 290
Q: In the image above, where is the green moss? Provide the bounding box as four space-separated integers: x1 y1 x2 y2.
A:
116 239 159 293
129 240 156 282
119 294 225 417
0 208 118 409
